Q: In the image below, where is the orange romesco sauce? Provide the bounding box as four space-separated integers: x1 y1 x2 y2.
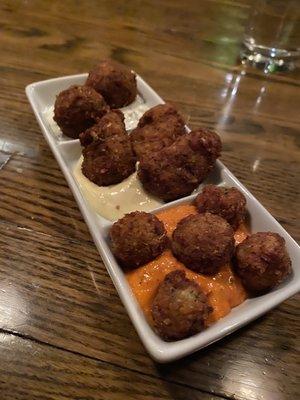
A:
126 204 249 326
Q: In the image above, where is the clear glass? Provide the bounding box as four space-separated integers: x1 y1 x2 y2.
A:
240 0 300 72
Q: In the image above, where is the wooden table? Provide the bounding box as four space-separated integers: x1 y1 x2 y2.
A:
0 1 299 399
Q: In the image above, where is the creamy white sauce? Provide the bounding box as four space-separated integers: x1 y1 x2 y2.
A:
121 95 149 130
43 94 156 220
43 95 149 141
43 106 63 140
73 156 162 221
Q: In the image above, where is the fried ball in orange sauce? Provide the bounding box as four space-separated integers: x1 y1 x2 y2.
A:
152 270 212 340
195 185 247 229
110 211 168 268
171 213 235 275
234 232 291 293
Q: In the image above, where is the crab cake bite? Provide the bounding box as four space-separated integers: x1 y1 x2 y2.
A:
81 134 135 186
152 270 212 340
138 128 222 201
136 103 185 129
131 121 185 160
53 85 108 138
195 185 247 230
110 211 168 268
171 213 234 274
86 59 137 108
79 110 126 146
234 232 291 293
131 103 186 159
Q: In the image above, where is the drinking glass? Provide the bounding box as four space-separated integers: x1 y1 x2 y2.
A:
240 0 300 72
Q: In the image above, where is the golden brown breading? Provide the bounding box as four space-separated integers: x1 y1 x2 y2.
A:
110 211 168 268
234 232 291 293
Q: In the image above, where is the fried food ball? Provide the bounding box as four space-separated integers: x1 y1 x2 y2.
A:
234 232 291 293
171 213 234 274
131 103 186 159
110 211 168 268
131 122 185 160
152 270 212 340
81 134 136 186
79 110 126 146
138 129 222 201
86 59 137 108
53 85 108 138
195 185 247 230
137 103 185 129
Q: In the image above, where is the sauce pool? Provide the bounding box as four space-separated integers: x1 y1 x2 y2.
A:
73 156 162 221
126 204 249 326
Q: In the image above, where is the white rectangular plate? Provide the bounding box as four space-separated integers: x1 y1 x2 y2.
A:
26 73 300 363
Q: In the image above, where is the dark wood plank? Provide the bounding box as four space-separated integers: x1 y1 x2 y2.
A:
0 151 91 241
0 332 222 400
0 223 298 400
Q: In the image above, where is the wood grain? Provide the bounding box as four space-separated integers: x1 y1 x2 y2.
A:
0 0 299 399
0 332 222 400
